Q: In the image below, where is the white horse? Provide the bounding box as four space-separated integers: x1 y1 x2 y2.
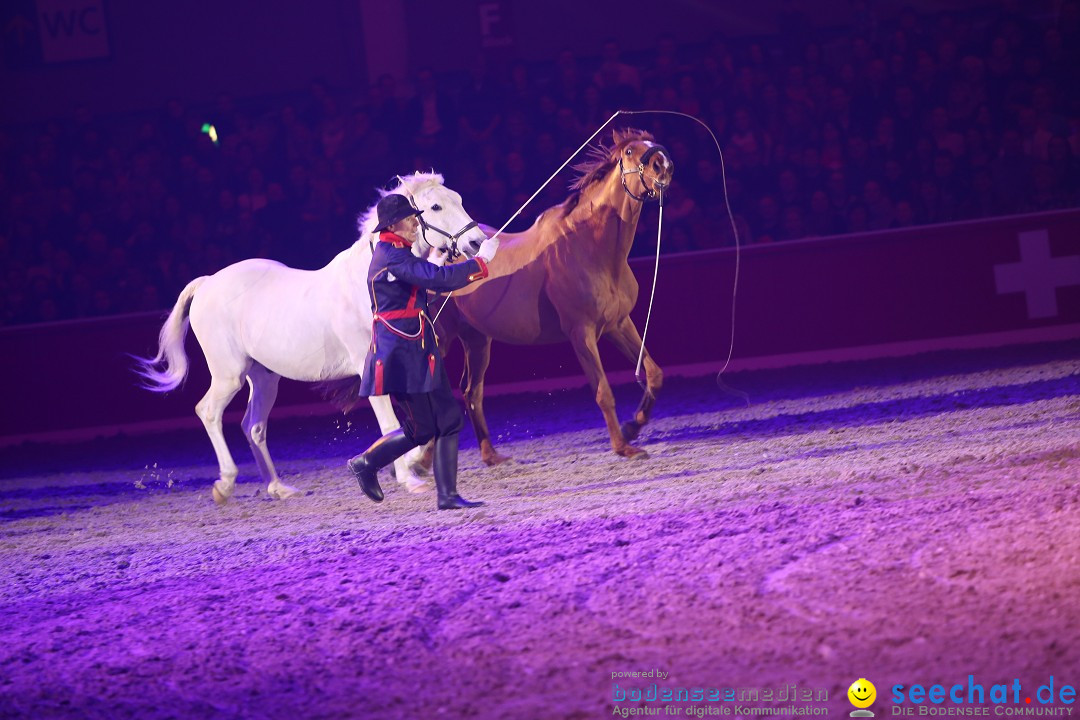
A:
135 172 486 505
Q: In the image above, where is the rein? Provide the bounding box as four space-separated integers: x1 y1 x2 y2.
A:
619 110 746 403
635 183 665 391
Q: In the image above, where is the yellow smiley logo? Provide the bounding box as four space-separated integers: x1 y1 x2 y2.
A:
848 678 877 708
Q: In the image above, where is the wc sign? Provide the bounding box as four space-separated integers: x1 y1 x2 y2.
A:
32 0 110 63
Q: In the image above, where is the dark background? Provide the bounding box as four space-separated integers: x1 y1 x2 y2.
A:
2 0 1077 327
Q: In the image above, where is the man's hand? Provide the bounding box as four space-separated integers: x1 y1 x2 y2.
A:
476 236 499 263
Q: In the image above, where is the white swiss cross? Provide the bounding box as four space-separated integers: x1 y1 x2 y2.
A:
993 229 1080 319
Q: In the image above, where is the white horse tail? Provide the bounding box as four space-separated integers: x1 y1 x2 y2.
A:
133 276 208 392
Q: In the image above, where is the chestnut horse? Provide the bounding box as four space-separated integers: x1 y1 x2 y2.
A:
444 128 674 462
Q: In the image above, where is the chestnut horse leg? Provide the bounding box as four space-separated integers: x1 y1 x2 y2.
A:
459 322 511 466
604 316 664 443
568 324 648 459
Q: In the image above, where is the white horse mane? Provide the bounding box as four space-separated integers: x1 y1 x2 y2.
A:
355 171 447 241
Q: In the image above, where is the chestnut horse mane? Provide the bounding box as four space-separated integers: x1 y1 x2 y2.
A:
562 128 655 216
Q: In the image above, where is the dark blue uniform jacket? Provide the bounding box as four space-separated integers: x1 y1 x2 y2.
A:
358 231 489 397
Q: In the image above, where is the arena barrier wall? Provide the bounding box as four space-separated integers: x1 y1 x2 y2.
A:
3 209 1078 441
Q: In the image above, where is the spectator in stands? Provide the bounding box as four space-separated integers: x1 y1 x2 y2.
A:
407 67 457 167
753 195 781 243
862 180 895 230
593 39 641 107
805 190 838 237
992 130 1033 213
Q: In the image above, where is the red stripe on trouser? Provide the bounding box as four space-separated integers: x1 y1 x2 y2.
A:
429 354 435 378
375 361 384 395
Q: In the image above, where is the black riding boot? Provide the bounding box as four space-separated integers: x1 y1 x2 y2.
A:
348 430 417 503
434 434 484 510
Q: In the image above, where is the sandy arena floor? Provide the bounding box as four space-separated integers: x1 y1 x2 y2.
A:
0 341 1078 720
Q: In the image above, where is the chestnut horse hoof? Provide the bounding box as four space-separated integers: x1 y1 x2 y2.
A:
482 452 513 467
620 420 643 443
618 445 649 460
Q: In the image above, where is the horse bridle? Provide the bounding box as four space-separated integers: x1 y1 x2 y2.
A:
619 144 672 203
390 190 475 261
415 213 478 261
390 180 477 260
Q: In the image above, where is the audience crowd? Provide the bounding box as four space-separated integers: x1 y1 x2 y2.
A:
2 1 1079 326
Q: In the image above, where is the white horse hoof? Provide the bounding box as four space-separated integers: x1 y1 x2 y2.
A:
212 485 229 506
401 476 433 494
268 482 301 500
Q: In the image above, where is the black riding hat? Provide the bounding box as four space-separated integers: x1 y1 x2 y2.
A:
374 193 423 232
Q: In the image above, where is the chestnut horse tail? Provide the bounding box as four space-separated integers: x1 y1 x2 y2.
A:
133 276 208 392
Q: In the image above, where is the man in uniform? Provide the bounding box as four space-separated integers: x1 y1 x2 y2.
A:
349 193 498 509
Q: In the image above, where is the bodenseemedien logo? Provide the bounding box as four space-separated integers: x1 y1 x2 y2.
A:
849 678 877 717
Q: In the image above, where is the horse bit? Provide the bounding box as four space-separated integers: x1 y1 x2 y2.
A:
619 144 672 204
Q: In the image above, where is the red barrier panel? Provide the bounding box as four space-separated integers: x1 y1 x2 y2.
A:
3 210 1078 439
